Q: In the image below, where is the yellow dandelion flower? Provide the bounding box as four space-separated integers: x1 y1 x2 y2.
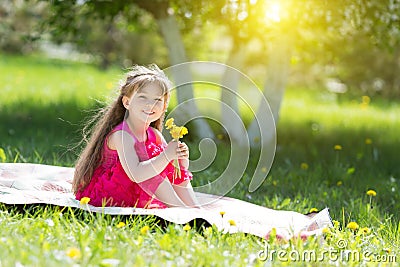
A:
79 197 91 205
333 220 340 228
309 208 319 213
219 211 226 217
360 227 371 234
347 221 359 231
180 126 188 136
165 118 175 129
66 247 81 259
366 189 377 197
140 225 150 235
300 163 309 170
322 227 330 234
272 180 278 186
183 224 191 231
365 138 372 145
337 181 343 186
362 95 371 104
170 126 188 139
116 222 126 228
334 145 342 151
228 219 236 226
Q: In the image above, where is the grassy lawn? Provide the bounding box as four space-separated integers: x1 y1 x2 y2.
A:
0 54 399 266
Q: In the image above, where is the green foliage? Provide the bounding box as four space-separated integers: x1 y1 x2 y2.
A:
0 0 47 53
1 55 399 265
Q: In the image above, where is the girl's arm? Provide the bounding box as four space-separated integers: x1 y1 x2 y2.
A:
108 130 180 183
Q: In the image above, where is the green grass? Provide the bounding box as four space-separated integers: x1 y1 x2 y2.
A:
1 54 399 266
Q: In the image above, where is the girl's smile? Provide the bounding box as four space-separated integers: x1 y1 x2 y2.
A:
123 82 167 125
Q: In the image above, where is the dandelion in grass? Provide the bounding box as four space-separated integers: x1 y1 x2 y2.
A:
360 227 371 235
228 219 236 226
333 220 340 228
365 138 372 145
366 189 377 210
116 222 126 228
66 247 81 259
322 227 330 234
334 145 342 151
183 224 191 231
79 197 90 205
300 162 309 170
347 221 359 231
367 189 377 197
309 208 319 213
165 118 188 181
140 225 150 235
334 145 342 165
337 180 343 186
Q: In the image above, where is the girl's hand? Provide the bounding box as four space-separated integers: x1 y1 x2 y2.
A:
177 142 189 160
164 141 189 161
164 141 180 161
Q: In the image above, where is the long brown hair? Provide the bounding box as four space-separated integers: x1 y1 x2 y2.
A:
73 64 171 193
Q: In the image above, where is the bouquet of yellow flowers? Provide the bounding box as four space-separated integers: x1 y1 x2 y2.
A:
165 118 188 181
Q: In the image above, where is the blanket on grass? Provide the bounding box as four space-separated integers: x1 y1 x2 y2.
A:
0 163 314 238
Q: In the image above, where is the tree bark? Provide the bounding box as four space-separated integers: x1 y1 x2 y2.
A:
246 36 291 192
247 37 291 147
220 42 248 145
135 0 214 139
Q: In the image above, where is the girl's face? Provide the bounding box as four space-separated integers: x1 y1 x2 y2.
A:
123 82 167 124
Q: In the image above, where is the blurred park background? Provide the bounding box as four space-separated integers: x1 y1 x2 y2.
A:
1 0 400 219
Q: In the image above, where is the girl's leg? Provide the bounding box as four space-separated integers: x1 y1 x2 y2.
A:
172 180 200 207
154 179 188 207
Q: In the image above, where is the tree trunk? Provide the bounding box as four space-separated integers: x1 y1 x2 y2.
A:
246 36 291 192
136 0 215 139
156 15 215 139
220 42 248 145
247 37 291 147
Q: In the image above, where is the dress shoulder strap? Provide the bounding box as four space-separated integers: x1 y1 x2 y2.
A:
147 127 159 144
108 121 138 142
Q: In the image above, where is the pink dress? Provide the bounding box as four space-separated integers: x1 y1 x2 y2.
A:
75 121 193 208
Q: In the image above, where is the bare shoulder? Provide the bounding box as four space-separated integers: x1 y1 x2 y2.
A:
151 127 166 144
108 130 135 150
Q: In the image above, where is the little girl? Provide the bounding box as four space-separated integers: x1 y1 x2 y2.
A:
73 64 198 208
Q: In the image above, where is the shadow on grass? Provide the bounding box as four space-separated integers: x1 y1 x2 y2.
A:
0 100 102 165
0 203 212 234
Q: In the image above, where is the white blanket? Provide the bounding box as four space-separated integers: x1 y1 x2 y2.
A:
0 163 323 238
